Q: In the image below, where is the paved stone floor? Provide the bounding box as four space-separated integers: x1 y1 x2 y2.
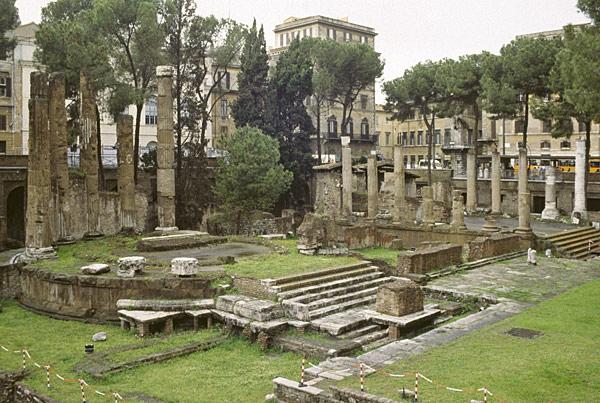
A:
140 242 271 264
426 256 600 303
464 216 578 236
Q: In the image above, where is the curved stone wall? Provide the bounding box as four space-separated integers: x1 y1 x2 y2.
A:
13 264 216 321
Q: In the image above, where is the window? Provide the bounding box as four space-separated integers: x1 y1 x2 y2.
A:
409 131 415 146
0 76 11 97
579 121 587 133
444 128 451 146
478 129 482 139
425 130 430 144
490 120 497 139
560 140 571 150
385 132 390 145
309 27 313 37
286 33 290 45
514 120 525 133
218 71 230 90
417 130 423 145
360 35 368 44
361 118 369 136
327 116 337 135
540 140 551 150
542 119 552 133
327 28 336 40
559 119 573 133
345 118 353 136
403 156 408 168
360 95 368 110
220 99 228 119
396 133 400 144
402 132 407 145
0 115 6 131
280 34 284 47
467 129 473 145
220 126 228 135
344 32 352 42
0 140 5 154
410 155 416 168
144 98 157 125
435 129 441 145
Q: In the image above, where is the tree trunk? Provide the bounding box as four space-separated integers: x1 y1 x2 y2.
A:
316 102 322 164
235 209 242 235
585 123 591 212
95 104 104 191
472 105 480 204
134 103 143 184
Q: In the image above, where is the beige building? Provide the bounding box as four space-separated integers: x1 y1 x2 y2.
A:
209 64 240 149
270 16 378 161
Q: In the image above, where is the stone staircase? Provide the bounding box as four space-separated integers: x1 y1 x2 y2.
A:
544 226 600 259
263 262 395 322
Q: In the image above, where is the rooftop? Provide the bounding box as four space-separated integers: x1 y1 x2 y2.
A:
275 15 376 36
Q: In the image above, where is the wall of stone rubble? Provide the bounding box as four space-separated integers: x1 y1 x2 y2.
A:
0 370 58 403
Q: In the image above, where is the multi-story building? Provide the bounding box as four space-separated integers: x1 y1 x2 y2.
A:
208 64 240 149
270 16 378 161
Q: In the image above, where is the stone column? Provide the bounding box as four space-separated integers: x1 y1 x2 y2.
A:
392 145 405 222
23 72 55 261
341 136 353 217
541 166 559 220
80 72 102 238
421 186 434 225
367 151 378 219
518 146 528 197
491 144 501 215
572 139 587 222
49 72 71 242
466 149 477 213
515 192 532 235
117 114 136 231
156 66 178 231
450 190 466 229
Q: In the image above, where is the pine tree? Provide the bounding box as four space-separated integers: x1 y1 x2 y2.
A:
231 19 269 129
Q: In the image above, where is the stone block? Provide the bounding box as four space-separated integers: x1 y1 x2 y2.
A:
170 257 199 277
396 243 462 275
215 295 252 313
233 298 284 322
117 256 146 277
376 279 424 317
80 263 110 275
390 239 403 250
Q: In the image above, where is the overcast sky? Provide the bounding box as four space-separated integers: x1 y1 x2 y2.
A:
16 0 590 102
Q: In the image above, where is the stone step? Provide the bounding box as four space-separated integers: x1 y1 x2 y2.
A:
339 324 383 340
544 227 597 242
559 238 600 255
571 246 600 260
311 310 371 336
272 266 381 294
309 295 377 321
285 276 392 305
352 329 389 347
306 286 382 311
264 261 372 287
277 271 384 301
552 232 600 248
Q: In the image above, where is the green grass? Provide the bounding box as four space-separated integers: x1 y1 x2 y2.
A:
224 239 360 279
27 235 141 274
356 247 400 265
337 278 600 402
0 301 301 402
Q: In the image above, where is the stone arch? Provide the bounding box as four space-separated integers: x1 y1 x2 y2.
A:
6 186 25 244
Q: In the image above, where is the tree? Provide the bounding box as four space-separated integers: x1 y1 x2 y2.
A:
92 0 165 183
264 37 315 207
0 0 19 59
577 0 600 23
482 36 562 147
313 40 384 138
383 61 447 185
231 19 269 129
214 126 292 233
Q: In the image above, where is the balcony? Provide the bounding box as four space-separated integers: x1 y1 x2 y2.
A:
323 133 377 143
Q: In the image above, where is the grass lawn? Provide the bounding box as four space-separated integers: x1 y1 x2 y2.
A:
0 301 301 402
336 278 600 402
224 239 360 279
355 247 400 266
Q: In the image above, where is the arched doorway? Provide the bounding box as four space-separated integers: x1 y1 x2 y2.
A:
7 186 25 244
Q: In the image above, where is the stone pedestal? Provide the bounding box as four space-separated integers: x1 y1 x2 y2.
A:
541 166 559 220
156 66 178 231
117 114 136 231
421 186 434 225
117 256 146 277
450 190 466 229
515 192 532 235
482 215 500 233
392 145 405 222
341 137 353 217
572 139 587 222
466 149 477 213
375 279 424 317
80 72 102 238
24 72 56 262
171 257 199 277
49 72 71 243
367 151 378 219
491 145 501 215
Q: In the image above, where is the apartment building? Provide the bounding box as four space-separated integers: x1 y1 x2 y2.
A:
270 16 378 161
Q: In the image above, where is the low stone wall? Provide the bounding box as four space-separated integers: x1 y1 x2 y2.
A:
232 277 271 299
14 265 216 321
464 234 524 261
396 244 463 275
0 263 20 299
376 224 481 249
272 377 399 403
207 211 297 237
0 370 58 403
329 386 399 403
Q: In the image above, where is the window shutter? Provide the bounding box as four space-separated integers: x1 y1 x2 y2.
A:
6 77 11 97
